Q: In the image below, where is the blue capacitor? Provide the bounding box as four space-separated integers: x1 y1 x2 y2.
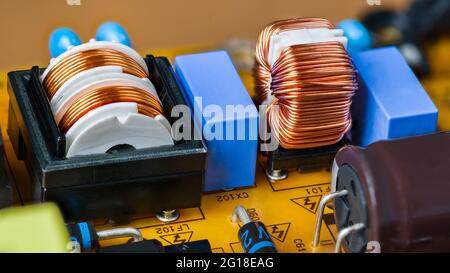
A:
175 51 258 192
351 47 438 146
96 22 131 47
49 28 82 58
337 19 373 55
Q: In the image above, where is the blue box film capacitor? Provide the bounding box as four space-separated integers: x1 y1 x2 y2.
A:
351 47 438 146
175 51 258 192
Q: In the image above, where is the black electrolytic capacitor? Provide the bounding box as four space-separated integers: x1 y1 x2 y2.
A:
333 132 450 252
232 206 277 253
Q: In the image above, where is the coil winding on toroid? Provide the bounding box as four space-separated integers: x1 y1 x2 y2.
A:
42 24 173 157
255 18 357 150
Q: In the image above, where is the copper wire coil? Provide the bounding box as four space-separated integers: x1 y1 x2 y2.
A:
58 86 164 133
43 48 149 99
255 18 357 149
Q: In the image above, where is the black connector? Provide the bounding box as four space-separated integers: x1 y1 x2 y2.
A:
263 137 348 181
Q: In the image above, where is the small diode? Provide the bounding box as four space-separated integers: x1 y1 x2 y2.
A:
231 206 277 253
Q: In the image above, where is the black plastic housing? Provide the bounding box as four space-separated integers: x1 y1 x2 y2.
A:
264 138 348 173
7 55 207 222
0 127 12 208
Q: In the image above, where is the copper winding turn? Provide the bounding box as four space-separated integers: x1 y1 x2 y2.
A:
58 85 164 133
41 46 166 135
254 18 357 149
43 48 149 99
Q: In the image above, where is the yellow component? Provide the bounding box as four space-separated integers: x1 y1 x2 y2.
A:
421 77 450 131
426 37 450 76
239 71 255 99
378 27 402 45
0 203 70 253
422 37 450 131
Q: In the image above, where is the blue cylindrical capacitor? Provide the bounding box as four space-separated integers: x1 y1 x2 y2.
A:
337 19 373 55
49 28 82 58
96 22 132 47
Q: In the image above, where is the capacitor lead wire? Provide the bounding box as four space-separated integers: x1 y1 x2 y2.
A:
255 18 357 149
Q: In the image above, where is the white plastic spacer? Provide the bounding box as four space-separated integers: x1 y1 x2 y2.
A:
51 66 159 124
50 66 123 111
65 102 174 157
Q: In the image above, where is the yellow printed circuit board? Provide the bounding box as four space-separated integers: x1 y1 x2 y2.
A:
0 70 336 253
97 168 337 253
1 41 449 253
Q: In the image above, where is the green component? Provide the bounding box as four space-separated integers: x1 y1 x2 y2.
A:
0 203 70 253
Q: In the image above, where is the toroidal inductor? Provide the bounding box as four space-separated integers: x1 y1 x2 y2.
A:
254 18 358 150
41 40 173 157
